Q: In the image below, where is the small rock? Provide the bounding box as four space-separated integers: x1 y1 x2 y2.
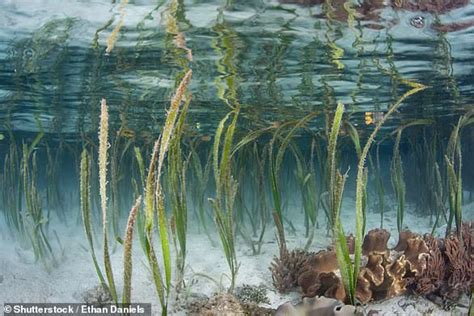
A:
82 285 113 305
200 293 244 315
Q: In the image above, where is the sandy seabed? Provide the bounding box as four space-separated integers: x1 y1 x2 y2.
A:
0 199 472 315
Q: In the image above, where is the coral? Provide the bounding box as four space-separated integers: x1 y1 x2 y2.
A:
357 253 407 303
323 275 347 302
304 250 338 274
270 249 312 292
362 228 390 255
410 223 474 306
393 230 418 252
414 235 445 295
441 234 472 301
384 255 408 299
275 296 362 316
355 273 372 304
269 222 473 308
299 271 346 301
462 222 474 254
235 284 270 305
402 223 473 306
297 269 320 297
297 250 344 300
363 254 385 287
404 236 430 277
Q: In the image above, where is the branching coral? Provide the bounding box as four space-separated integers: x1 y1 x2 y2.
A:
415 235 445 295
270 249 312 292
441 233 471 301
410 222 473 304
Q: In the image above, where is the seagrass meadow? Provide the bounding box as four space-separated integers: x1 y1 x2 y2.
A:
1 0 474 315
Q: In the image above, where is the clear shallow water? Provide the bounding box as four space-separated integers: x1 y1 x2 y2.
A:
1 0 473 137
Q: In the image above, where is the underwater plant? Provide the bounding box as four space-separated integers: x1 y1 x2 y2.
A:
310 132 333 234
233 141 270 255
208 11 246 292
23 147 54 263
142 70 192 314
83 99 144 304
45 143 64 222
350 81 427 303
2 135 24 238
390 119 433 232
268 112 318 255
345 121 367 235
109 134 123 240
410 131 447 234
369 144 385 228
167 91 191 291
293 139 320 250
80 148 107 290
122 195 142 305
98 98 118 303
82 141 143 306
105 0 128 55
209 108 240 293
132 146 147 253
188 141 213 241
251 143 271 254
162 0 194 292
430 161 446 235
333 80 427 304
109 119 136 242
20 124 57 268
231 127 279 255
327 102 353 303
445 110 474 237
391 129 406 233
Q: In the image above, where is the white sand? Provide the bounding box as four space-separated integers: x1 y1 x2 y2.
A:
0 198 471 315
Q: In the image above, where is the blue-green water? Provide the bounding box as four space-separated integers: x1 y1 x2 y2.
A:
0 0 473 314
